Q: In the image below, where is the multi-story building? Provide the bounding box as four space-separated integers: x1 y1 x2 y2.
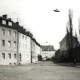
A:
18 31 32 64
0 14 41 65
31 38 41 63
0 15 18 65
41 45 55 60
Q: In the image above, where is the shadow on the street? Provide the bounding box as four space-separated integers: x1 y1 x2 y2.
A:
53 62 80 68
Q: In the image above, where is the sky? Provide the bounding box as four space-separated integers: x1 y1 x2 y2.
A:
0 0 80 49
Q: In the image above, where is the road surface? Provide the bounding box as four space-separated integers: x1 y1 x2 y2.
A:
0 61 80 80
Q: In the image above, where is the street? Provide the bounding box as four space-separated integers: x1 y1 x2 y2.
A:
0 61 80 80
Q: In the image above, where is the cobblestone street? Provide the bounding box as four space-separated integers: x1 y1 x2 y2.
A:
0 61 80 80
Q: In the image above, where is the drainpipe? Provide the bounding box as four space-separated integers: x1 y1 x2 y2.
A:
17 29 19 65
31 38 32 63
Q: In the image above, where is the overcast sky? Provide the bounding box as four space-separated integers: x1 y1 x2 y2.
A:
0 0 80 49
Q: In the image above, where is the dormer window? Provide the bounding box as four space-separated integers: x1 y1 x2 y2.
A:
9 22 12 26
2 20 6 25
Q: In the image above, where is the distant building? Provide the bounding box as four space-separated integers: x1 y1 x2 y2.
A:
59 32 79 60
0 14 41 65
41 45 55 60
60 33 79 51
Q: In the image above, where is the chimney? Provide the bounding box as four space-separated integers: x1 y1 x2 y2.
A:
3 14 7 19
8 18 11 21
16 22 19 25
23 29 26 32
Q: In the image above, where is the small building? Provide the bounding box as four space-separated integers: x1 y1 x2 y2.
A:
41 45 55 60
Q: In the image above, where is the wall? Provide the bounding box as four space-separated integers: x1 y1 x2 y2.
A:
0 26 17 65
19 33 31 64
35 44 41 61
41 50 55 60
31 39 36 62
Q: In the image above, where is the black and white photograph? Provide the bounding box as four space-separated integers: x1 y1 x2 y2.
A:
0 0 80 80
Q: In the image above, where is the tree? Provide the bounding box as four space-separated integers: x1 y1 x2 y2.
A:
68 9 73 49
78 17 80 42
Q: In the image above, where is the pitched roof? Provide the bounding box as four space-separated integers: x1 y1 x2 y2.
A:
0 14 41 47
41 45 55 51
59 33 78 45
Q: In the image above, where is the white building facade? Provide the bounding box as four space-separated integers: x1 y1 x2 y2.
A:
31 38 41 63
35 43 42 62
0 15 17 65
0 15 41 65
41 45 55 60
18 33 31 64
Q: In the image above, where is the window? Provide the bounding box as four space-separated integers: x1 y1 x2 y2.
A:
25 44 27 49
2 53 5 59
8 41 11 47
8 53 11 59
2 40 5 46
9 22 12 26
22 35 24 39
19 34 21 38
14 63 16 65
14 41 16 48
14 54 16 59
2 20 6 25
20 54 21 61
25 36 27 40
2 29 5 36
8 30 11 36
13 31 16 37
